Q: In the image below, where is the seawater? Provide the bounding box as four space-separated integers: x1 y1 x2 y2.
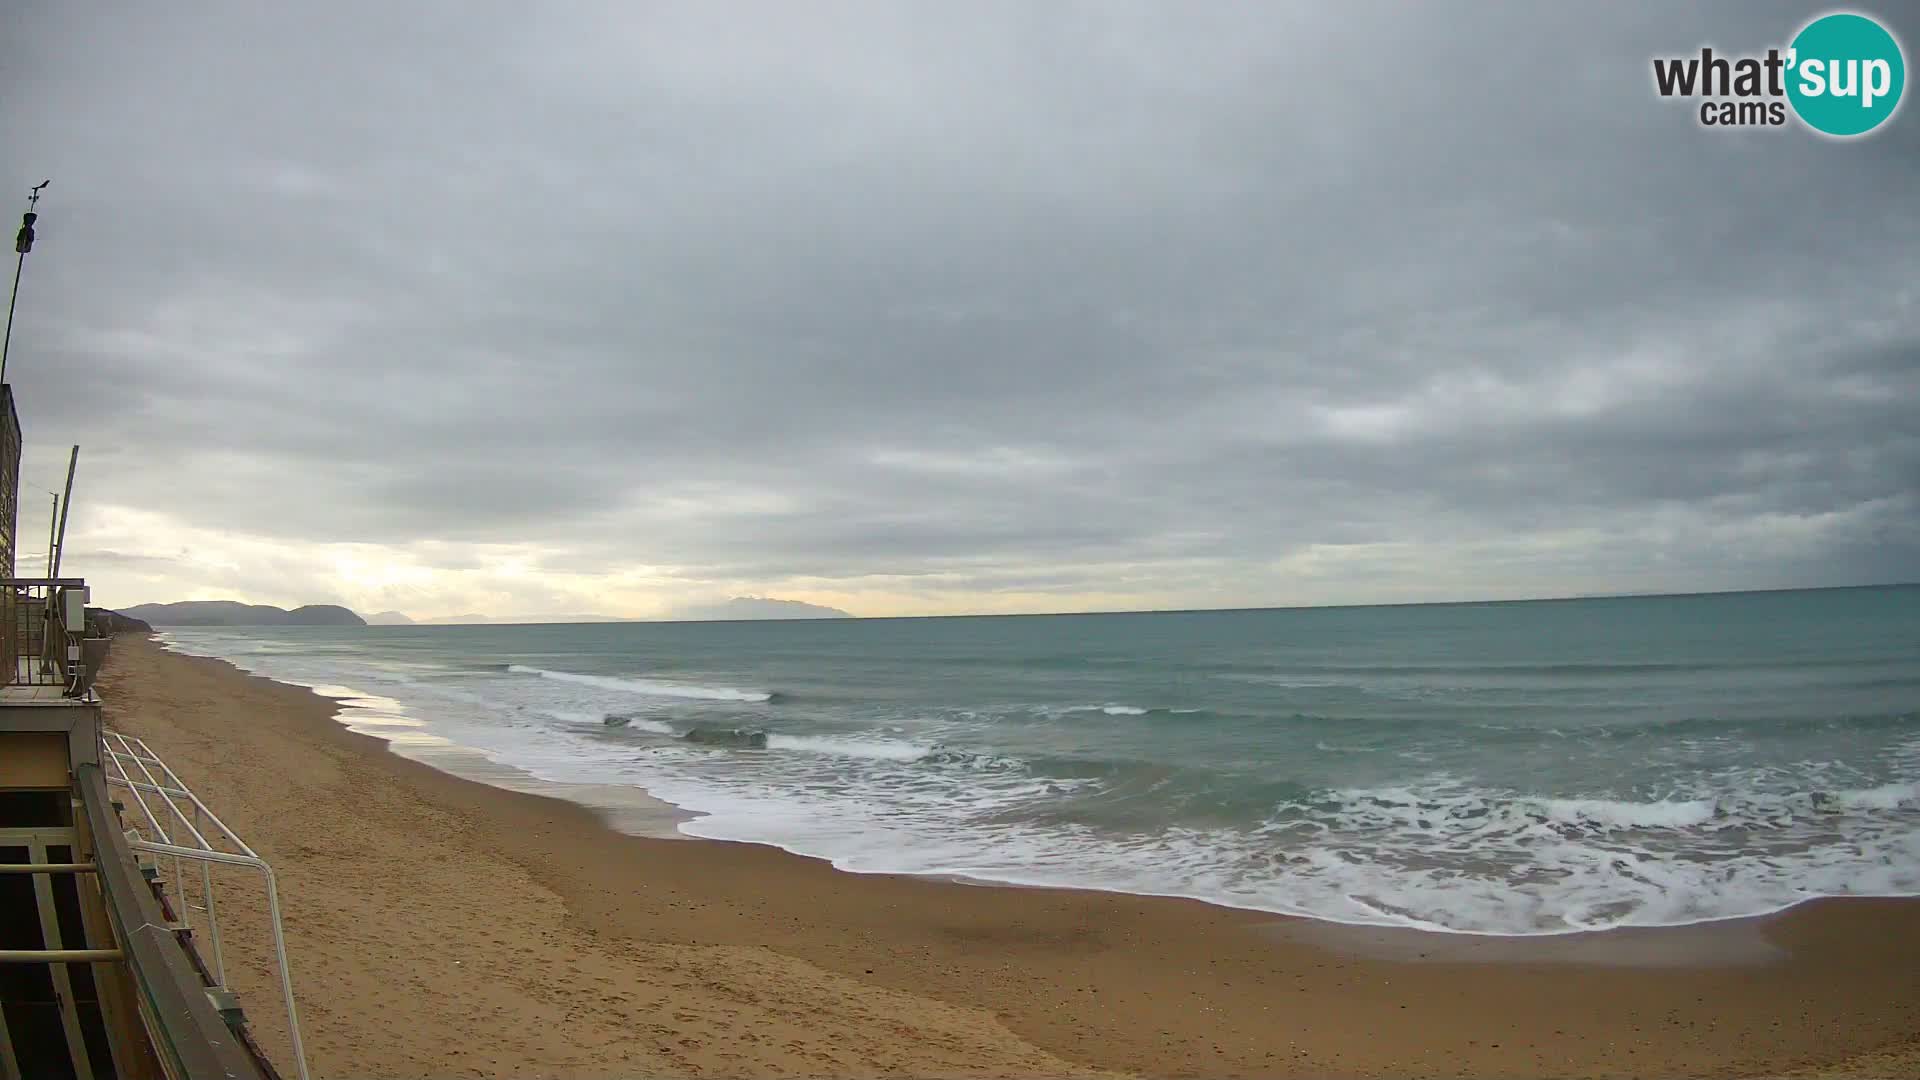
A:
155 586 1920 935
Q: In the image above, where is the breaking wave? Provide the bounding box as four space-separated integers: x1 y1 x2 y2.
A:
507 664 771 702
1306 778 1920 835
597 713 677 735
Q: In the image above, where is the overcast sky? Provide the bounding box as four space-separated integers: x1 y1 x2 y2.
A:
3 1 1915 620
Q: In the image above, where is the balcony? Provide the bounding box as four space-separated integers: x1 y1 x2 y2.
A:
0 575 287 1078
1 578 108 703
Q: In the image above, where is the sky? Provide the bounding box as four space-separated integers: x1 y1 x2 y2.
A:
2 1 1915 620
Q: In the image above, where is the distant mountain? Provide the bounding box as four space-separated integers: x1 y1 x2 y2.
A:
286 605 365 626
413 613 629 625
119 601 367 627
669 596 852 621
365 610 415 625
86 608 154 635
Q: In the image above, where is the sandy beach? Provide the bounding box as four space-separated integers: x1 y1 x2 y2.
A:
95 635 1920 1079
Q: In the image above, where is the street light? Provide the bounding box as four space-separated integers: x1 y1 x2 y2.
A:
1 180 52 387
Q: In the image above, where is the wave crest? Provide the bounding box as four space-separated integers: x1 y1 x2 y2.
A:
508 664 771 702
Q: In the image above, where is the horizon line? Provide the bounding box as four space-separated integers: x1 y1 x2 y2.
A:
131 580 1918 629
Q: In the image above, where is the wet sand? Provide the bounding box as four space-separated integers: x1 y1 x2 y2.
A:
98 635 1920 1078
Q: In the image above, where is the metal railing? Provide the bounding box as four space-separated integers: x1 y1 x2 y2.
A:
0 576 93 693
101 729 310 1080
76 764 279 1080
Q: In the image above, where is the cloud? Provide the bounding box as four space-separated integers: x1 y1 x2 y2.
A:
4 1 1915 619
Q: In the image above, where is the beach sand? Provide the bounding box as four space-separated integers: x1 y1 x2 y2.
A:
97 636 1920 1078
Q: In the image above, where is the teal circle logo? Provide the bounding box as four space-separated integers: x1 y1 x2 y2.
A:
1787 13 1906 136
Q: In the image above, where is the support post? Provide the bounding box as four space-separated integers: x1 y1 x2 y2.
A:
51 446 76 579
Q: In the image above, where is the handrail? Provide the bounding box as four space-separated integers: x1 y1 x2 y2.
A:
75 764 274 1080
101 730 309 1080
0 948 124 962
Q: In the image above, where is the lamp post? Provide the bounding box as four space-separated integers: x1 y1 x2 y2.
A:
1 180 51 387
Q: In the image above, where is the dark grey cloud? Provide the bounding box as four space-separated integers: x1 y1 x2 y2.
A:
3 0 1916 613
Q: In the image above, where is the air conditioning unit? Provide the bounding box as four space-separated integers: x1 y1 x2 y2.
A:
61 585 88 631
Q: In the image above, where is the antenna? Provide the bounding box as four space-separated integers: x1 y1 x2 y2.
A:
2 179 51 386
46 492 57 576
51 445 77 579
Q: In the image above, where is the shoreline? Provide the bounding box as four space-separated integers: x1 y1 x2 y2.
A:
312 681 695 841
103 634 1920 1078
177 642 1900 951
150 634 1918 944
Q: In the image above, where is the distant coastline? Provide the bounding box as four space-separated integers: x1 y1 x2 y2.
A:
114 594 857 627
119 600 366 627
666 596 852 621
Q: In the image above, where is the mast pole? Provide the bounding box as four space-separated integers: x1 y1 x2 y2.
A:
51 445 76 579
1 181 50 387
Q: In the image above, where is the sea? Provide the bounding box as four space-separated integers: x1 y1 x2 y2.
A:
154 585 1920 936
